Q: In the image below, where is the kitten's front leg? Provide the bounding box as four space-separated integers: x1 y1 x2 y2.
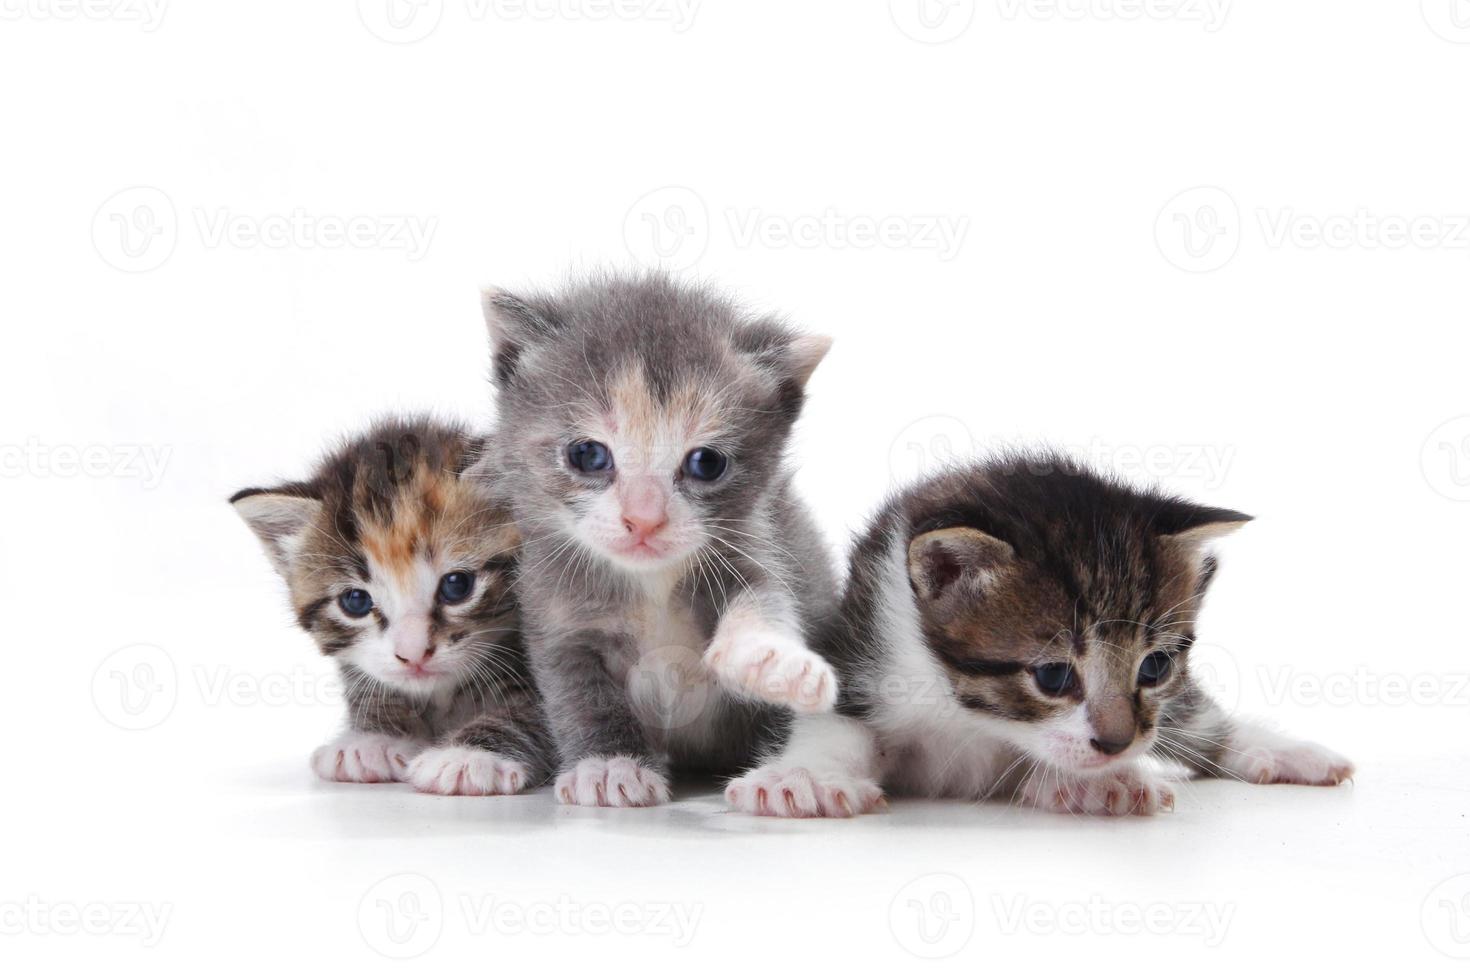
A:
539 629 671 807
310 732 422 784
1155 676 1354 786
703 590 838 713
407 685 557 796
726 712 884 818
1017 763 1176 817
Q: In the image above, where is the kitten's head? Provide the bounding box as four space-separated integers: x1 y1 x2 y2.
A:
231 418 520 699
900 455 1250 773
482 271 829 574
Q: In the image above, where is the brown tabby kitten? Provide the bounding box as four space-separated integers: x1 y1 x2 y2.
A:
231 417 555 795
729 452 1353 817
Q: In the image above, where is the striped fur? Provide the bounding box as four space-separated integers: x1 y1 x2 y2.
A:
231 416 556 793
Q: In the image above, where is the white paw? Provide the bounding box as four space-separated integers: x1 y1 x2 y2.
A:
554 756 671 808
703 629 838 713
725 765 883 818
406 746 530 796
310 733 419 784
1020 765 1175 816
1229 736 1354 786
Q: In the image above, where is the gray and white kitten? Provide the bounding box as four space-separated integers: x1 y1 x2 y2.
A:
481 271 840 807
729 453 1354 817
231 417 556 795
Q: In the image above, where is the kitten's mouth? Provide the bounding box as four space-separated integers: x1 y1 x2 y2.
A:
611 538 670 561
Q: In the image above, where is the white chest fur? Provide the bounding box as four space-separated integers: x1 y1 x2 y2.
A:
622 586 726 750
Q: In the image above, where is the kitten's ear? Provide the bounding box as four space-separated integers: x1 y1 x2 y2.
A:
733 320 833 390
230 488 322 577
480 287 561 385
908 526 1015 602
1156 506 1253 552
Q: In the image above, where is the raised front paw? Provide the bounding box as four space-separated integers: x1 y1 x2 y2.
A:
1020 765 1175 817
703 629 838 713
1230 736 1354 786
310 733 419 784
555 756 671 808
407 746 530 796
726 765 883 818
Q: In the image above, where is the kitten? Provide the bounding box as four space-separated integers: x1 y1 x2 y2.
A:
728 452 1354 817
481 271 840 807
231 417 556 795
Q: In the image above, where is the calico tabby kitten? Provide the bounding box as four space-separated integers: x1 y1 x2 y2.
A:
728 453 1353 817
231 417 556 795
481 271 840 807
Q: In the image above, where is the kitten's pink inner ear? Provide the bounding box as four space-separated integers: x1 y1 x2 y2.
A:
480 286 513 353
1160 519 1250 552
907 526 1015 601
787 334 833 387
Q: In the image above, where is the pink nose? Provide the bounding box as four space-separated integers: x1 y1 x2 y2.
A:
619 475 668 540
395 645 435 666
622 512 667 539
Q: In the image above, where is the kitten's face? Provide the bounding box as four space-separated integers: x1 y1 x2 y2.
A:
485 275 828 576
908 523 1227 773
233 423 519 699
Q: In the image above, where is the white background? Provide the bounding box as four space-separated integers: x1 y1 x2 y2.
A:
3 1 1469 975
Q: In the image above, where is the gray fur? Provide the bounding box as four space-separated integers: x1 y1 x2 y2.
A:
483 271 839 783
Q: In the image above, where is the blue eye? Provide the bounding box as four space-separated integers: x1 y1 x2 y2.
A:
1137 651 1174 687
437 571 474 604
339 589 374 618
1032 662 1076 696
567 440 613 473
682 447 728 482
